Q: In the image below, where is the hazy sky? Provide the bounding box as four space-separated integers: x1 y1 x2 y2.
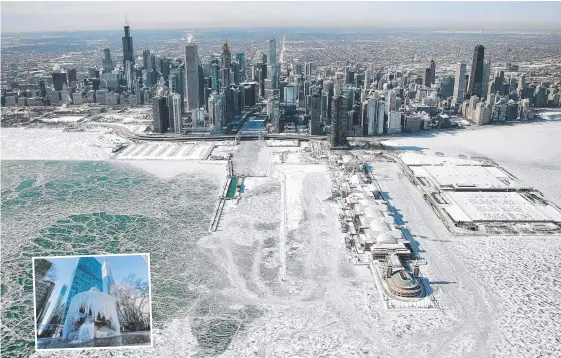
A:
2 1 561 33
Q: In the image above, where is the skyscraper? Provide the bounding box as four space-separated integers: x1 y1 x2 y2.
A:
268 38 278 90
481 59 491 100
102 261 116 296
309 89 322 135
494 70 505 95
61 257 102 326
423 67 431 87
142 50 151 70
305 62 313 77
221 42 232 69
467 45 485 99
453 62 467 105
38 284 68 337
330 96 347 147
184 40 201 111
171 93 183 133
220 67 230 89
102 48 115 73
122 23 135 68
52 72 67 92
153 96 169 133
34 259 55 325
429 60 436 85
169 67 185 113
125 61 133 92
440 76 455 99
236 52 245 82
211 63 220 91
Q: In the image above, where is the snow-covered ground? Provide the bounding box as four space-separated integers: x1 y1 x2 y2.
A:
123 160 227 183
38 116 84 123
382 121 561 206
4 124 560 357
115 142 215 161
366 160 561 357
1 128 112 160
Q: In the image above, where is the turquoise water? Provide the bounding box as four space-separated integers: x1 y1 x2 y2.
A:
1 161 260 357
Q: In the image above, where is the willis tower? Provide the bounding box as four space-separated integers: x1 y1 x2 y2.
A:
122 18 135 68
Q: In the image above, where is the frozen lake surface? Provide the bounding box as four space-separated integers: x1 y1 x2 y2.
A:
1 122 561 357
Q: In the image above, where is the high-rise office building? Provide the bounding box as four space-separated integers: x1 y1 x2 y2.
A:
284 84 297 110
467 45 485 99
142 50 151 70
171 93 183 133
125 61 134 92
102 48 115 73
122 24 135 68
518 74 526 91
429 60 436 85
49 284 68 324
211 63 220 91
34 259 55 325
38 79 47 97
153 96 169 133
305 62 313 77
423 67 432 87
309 89 322 135
221 42 232 69
330 96 347 147
220 67 230 89
453 62 467 105
440 76 455 99
67 69 77 83
102 261 116 296
38 283 68 337
481 59 491 100
492 70 505 96
268 38 278 90
61 257 102 326
236 52 245 82
52 72 67 92
198 65 205 108
169 67 185 113
184 41 201 111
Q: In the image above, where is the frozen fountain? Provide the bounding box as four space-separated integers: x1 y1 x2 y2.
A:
62 287 121 341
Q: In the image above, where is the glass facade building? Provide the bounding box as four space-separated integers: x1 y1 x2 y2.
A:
60 257 102 325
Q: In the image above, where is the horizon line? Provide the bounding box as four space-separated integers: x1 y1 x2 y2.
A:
3 24 561 36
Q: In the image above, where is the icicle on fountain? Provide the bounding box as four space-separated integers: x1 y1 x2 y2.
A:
62 287 121 341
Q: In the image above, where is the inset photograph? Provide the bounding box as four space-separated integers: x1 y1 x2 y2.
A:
33 254 152 351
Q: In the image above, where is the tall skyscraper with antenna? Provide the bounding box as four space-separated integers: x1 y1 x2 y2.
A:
467 45 485 99
122 16 135 68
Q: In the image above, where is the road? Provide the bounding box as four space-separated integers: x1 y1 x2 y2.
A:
103 122 325 142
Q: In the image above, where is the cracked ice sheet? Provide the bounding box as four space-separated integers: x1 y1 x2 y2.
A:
2 160 234 357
